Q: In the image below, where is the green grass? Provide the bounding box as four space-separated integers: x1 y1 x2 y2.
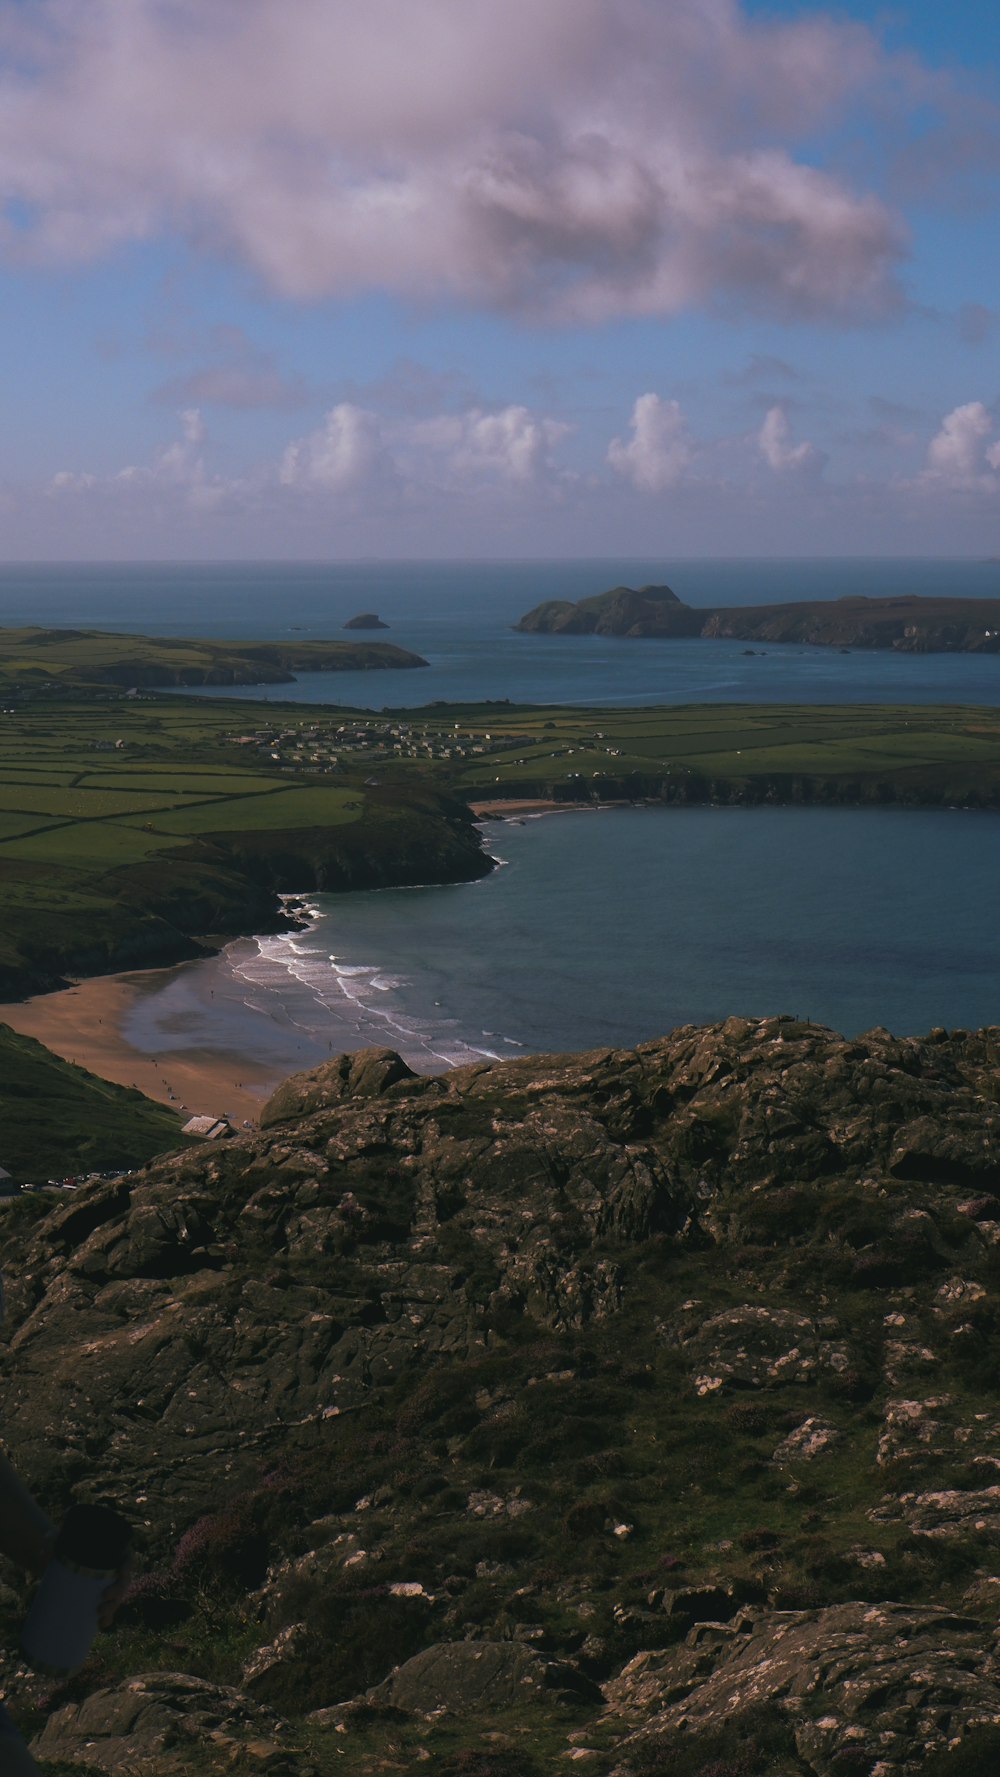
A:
137 785 361 833
0 624 426 692
0 1023 186 1181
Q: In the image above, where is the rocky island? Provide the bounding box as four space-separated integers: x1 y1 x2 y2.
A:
343 612 389 630
516 585 1000 652
3 1017 1000 1773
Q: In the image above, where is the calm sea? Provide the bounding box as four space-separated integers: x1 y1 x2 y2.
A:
4 559 999 1058
124 805 1000 1076
3 556 1000 707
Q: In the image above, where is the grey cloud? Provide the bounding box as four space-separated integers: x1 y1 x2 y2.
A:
958 304 1000 346
724 354 801 387
0 0 909 323
152 366 310 410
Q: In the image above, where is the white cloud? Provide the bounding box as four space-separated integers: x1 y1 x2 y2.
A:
0 0 907 322
411 406 571 487
758 405 818 473
923 401 1000 486
50 408 230 510
608 394 693 491
279 404 393 494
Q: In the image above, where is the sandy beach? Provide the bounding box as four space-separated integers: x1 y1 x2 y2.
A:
0 967 277 1124
469 798 566 816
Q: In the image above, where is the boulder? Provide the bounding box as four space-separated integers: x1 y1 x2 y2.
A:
606 1603 1000 1776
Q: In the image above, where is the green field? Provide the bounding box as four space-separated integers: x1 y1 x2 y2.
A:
0 624 425 691
3 683 1000 1009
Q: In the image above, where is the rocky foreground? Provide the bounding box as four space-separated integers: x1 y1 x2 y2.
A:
3 1018 1000 1774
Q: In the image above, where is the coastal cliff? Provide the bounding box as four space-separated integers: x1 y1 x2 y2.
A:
4 1018 1000 1773
516 586 1000 652
0 786 491 1001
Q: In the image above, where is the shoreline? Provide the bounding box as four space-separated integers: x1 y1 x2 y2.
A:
0 963 278 1124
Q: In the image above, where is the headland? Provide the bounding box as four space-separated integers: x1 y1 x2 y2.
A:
516 583 1000 651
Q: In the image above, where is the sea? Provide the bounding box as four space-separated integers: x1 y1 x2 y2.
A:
3 557 1000 1073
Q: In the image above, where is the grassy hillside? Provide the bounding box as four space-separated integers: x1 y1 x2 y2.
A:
0 1024 185 1181
0 695 490 998
4 695 1000 998
0 625 425 692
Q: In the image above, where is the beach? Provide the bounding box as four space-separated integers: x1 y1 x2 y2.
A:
0 963 278 1124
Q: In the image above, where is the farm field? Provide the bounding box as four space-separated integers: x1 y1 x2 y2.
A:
4 687 1000 1003
0 624 426 692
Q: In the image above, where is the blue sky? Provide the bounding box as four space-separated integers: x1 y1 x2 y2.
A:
1 0 999 557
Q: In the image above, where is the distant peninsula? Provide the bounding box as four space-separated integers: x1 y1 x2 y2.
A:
515 584 1000 653
343 612 389 630
0 626 426 693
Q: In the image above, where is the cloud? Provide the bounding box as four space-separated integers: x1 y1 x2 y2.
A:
958 305 1000 346
150 324 310 410
725 354 801 388
411 407 572 487
51 408 232 510
279 405 394 494
920 401 1000 488
758 405 819 473
0 0 908 323
608 394 694 492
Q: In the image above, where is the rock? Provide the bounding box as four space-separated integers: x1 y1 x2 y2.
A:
773 1417 842 1462
343 613 389 630
669 1304 850 1393
5 1017 1000 1771
260 1046 420 1126
30 1672 289 1772
605 1603 1000 1776
365 1641 599 1715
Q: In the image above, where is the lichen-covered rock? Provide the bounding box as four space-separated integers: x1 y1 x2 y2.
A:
607 1603 1000 1776
365 1640 599 1715
4 1018 1000 1773
30 1672 289 1773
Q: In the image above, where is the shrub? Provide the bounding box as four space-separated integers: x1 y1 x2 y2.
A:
921 1727 1000 1775
622 1702 798 1775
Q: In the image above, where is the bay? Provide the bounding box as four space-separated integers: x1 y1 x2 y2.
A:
125 805 1000 1073
3 557 1000 708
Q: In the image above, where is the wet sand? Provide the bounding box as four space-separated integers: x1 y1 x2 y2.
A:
469 798 565 816
0 968 276 1124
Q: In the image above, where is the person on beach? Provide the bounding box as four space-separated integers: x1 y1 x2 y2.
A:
0 1277 129 1770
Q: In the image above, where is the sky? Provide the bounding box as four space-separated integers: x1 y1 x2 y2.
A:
1 0 1000 559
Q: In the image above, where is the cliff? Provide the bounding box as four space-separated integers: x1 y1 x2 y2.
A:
3 1018 1000 1773
516 587 1000 653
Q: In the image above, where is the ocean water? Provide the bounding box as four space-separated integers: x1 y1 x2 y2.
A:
5 559 1000 1061
124 805 1000 1074
3 557 1000 708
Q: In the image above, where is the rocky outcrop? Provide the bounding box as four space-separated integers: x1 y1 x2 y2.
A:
4 1016 1000 1773
343 613 389 630
606 1603 1000 1776
30 1673 289 1773
516 587 1000 651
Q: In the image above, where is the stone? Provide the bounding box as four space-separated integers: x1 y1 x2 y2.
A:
30 1673 288 1772
605 1604 1000 1777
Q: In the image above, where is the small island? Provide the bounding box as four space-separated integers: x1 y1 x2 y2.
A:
516 585 1000 653
343 612 389 630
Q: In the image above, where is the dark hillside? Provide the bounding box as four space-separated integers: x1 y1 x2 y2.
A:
3 1019 1000 1772
0 1023 185 1181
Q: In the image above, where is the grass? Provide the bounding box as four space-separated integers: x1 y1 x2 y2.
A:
0 624 426 692
0 1023 185 1181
